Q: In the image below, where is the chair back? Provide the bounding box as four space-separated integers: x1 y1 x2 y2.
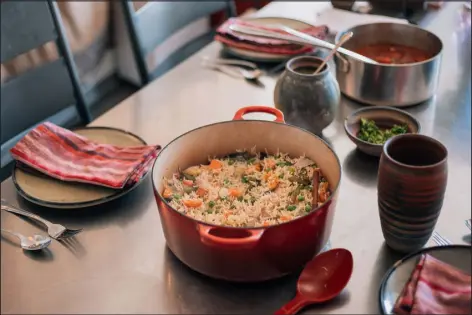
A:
1 1 90 170
121 1 236 84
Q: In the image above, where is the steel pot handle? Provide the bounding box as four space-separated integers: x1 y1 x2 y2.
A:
335 52 350 73
197 224 264 249
233 106 285 123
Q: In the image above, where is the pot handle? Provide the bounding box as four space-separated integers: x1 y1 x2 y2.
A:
197 224 264 249
233 106 285 123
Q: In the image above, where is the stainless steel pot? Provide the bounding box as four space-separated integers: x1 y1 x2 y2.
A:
334 23 443 107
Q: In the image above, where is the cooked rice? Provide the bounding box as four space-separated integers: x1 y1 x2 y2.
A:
162 148 330 227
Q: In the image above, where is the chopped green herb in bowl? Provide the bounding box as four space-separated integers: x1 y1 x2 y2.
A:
344 106 421 157
357 118 408 145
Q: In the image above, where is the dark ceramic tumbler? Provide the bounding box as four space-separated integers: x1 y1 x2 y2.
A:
378 134 448 253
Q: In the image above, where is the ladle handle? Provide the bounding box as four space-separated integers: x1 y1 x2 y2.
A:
229 24 377 64
314 31 353 75
274 294 309 315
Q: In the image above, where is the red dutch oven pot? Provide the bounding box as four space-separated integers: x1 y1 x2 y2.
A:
152 106 342 282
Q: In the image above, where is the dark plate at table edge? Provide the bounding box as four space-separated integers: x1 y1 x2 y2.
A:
11 126 150 210
378 244 472 315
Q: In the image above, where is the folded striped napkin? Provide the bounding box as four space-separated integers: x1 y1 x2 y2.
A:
10 122 161 189
215 18 329 55
393 254 471 314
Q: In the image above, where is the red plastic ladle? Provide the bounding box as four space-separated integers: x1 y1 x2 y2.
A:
274 248 354 315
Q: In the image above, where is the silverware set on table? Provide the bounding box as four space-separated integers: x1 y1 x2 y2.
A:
431 231 451 246
201 57 262 81
1 199 82 251
431 219 471 247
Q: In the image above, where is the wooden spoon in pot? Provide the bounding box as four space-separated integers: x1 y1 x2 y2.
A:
314 31 353 75
274 248 354 315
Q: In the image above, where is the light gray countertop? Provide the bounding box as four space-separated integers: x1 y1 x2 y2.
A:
1 2 470 314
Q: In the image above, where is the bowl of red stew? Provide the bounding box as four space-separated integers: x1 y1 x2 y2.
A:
334 22 443 107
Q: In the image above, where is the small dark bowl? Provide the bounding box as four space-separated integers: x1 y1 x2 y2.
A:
343 106 421 157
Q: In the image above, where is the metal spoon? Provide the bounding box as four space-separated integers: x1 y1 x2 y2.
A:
229 24 377 64
235 67 263 80
201 59 262 80
201 57 259 69
1 228 51 251
314 31 353 74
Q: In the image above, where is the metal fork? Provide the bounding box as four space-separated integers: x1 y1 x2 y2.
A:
466 219 471 231
1 199 82 240
431 231 451 246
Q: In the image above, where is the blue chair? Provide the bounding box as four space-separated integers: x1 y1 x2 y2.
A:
120 1 236 85
1 0 91 180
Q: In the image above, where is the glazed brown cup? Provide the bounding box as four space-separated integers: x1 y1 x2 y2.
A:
378 134 448 253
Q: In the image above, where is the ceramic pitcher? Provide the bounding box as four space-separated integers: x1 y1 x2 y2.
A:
274 56 340 135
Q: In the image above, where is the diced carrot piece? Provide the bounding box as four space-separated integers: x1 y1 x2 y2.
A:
224 210 233 218
263 172 272 181
254 163 262 172
183 179 193 186
268 176 279 190
229 188 242 197
320 182 329 190
209 159 223 169
280 215 292 221
245 163 263 174
245 167 255 175
376 56 393 64
263 221 270 227
163 188 173 199
318 182 329 202
196 187 208 197
265 159 276 170
183 199 203 208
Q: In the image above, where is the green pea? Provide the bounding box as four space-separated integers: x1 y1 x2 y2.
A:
242 176 249 183
297 195 305 201
287 205 297 211
183 186 194 194
208 201 215 208
305 205 312 212
173 194 181 200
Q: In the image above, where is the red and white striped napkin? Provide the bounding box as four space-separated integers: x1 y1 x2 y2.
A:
393 254 471 314
10 122 161 189
214 18 329 55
